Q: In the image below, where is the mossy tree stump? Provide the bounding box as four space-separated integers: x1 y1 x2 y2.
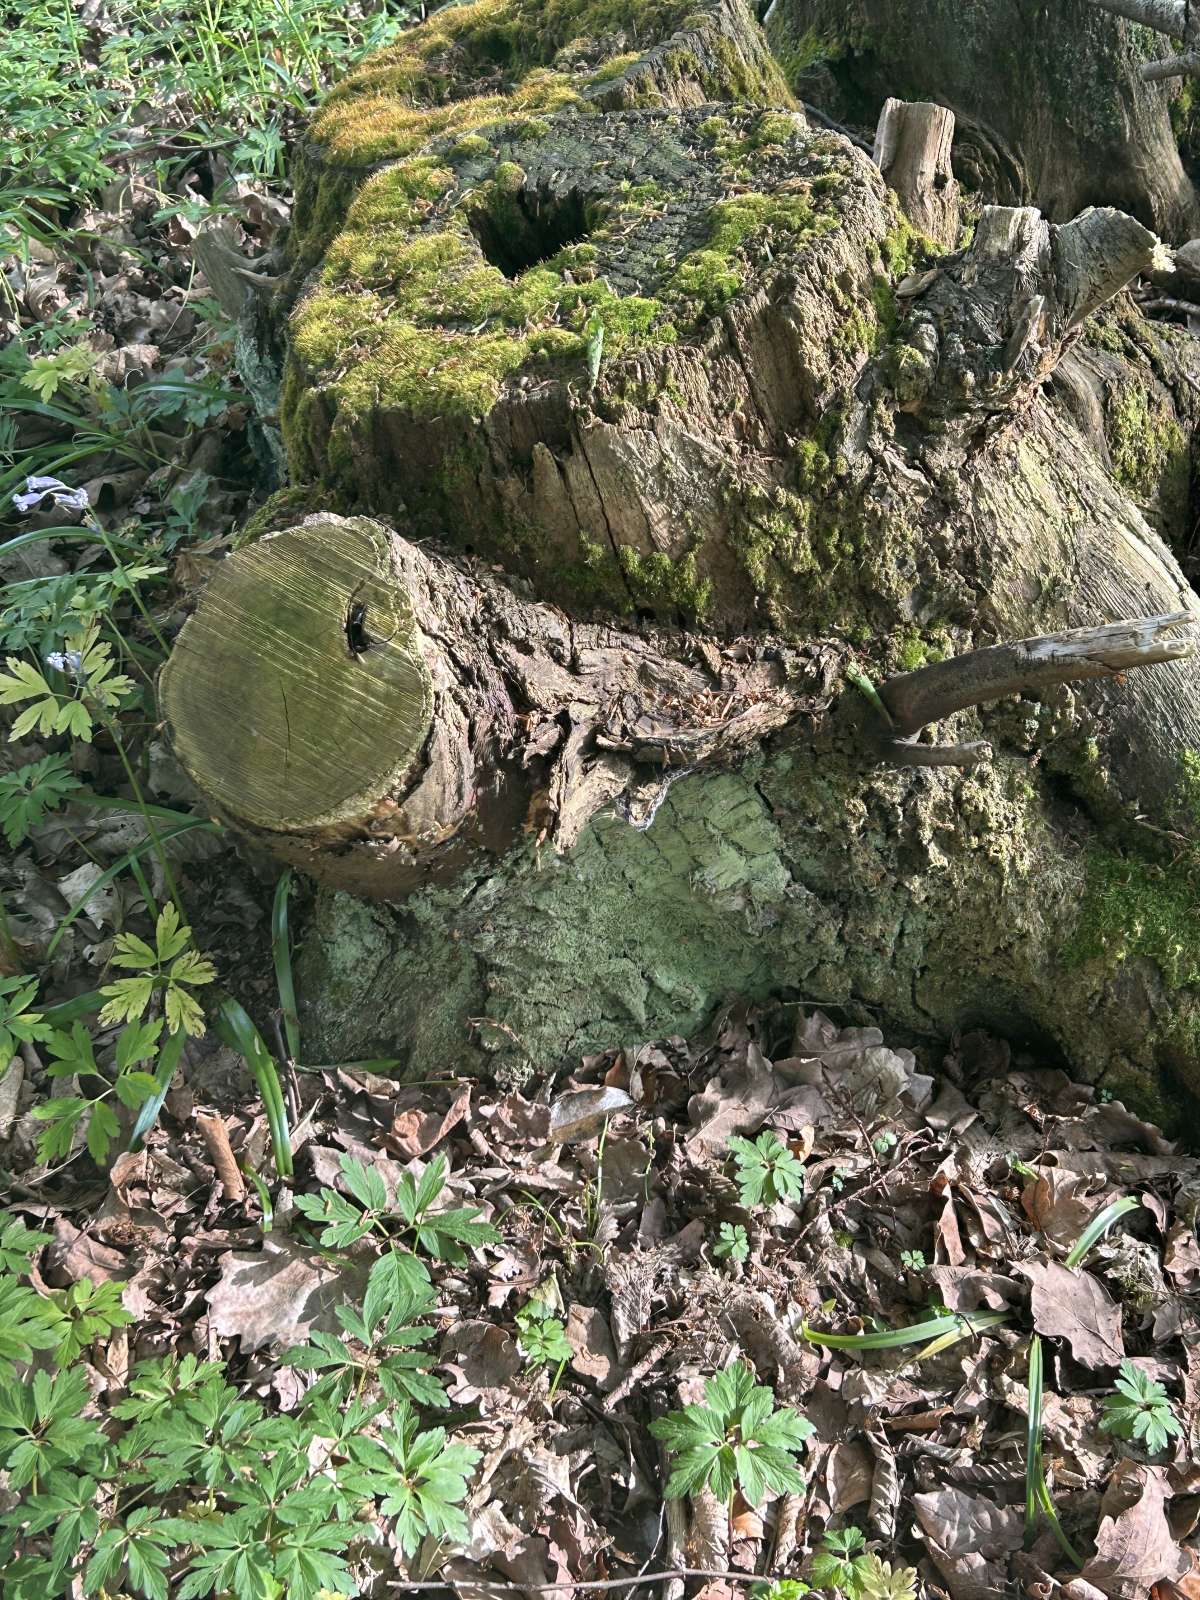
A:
165 0 1200 1120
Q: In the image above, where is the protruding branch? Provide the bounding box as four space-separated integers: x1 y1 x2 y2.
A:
878 614 1198 739
1142 47 1200 79
1084 0 1188 41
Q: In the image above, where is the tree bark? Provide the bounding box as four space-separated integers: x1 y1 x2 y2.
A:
167 0 1200 1122
872 99 959 250
766 0 1200 240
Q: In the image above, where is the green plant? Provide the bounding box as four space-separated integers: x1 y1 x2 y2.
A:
649 1360 813 1506
215 997 294 1180
0 1250 479 1598
515 1298 573 1397
40 1277 134 1367
283 1274 447 1411
811 1526 871 1595
99 901 216 1038
1100 1359 1182 1455
0 616 135 743
0 754 82 846
899 1249 926 1271
713 1221 750 1262
754 1582 810 1600
294 1151 501 1312
338 1401 480 1558
1065 1195 1141 1268
1024 1335 1083 1566
855 1554 918 1600
0 974 53 1065
728 1130 806 1208
803 1307 1007 1358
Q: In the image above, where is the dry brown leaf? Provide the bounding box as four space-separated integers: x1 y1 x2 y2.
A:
386 1086 471 1159
565 1304 621 1390
1082 1464 1189 1600
914 1487 1023 1600
1020 1259 1124 1368
206 1232 354 1353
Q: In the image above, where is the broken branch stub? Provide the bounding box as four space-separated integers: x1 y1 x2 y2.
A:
878 615 1198 741
159 516 843 899
882 204 1160 423
872 99 959 250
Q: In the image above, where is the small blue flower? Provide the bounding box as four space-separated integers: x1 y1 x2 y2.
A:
46 650 83 675
13 476 91 515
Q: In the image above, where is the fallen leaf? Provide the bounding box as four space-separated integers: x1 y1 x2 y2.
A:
565 1304 621 1390
1020 1260 1124 1368
386 1086 470 1158
914 1487 1022 1600
206 1231 355 1353
1082 1464 1188 1600
549 1086 633 1143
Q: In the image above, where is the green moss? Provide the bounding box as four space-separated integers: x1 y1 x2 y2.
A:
588 50 641 83
617 545 712 619
233 484 341 548
1068 848 1200 990
1108 380 1189 525
451 133 492 159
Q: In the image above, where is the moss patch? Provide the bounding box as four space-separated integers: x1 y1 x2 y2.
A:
1107 379 1190 529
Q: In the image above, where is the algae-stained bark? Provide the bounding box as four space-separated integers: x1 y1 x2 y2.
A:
169 0 1200 1116
281 0 919 629
766 0 1200 240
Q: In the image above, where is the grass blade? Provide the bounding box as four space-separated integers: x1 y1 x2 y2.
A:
243 1164 275 1233
1025 1334 1084 1567
46 819 219 957
271 868 301 1066
802 1309 1007 1351
128 1027 188 1152
1065 1195 1141 1269
1025 1334 1043 1545
217 997 293 1179
40 989 106 1026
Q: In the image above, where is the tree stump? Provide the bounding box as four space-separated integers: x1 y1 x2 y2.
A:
164 0 1200 1124
872 99 959 250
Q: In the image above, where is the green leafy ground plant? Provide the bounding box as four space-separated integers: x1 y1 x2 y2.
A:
649 1360 813 1506
1100 1359 1182 1454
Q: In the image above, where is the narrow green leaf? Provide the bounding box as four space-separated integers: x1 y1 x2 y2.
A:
271 868 302 1066
802 1309 1007 1351
1064 1195 1141 1269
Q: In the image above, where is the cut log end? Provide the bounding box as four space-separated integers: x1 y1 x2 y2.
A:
159 518 433 835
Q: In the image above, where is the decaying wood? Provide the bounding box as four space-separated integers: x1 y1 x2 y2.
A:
867 204 1161 427
878 615 1198 741
872 99 959 250
196 1114 246 1203
160 515 844 899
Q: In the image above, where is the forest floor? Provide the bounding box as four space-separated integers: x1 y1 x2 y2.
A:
2 3 1200 1599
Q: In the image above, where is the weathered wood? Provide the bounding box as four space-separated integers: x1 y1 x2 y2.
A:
862 203 1160 425
872 99 959 250
879 615 1198 735
161 514 844 898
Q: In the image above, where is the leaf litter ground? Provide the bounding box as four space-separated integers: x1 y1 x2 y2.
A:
6 998 1200 1599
